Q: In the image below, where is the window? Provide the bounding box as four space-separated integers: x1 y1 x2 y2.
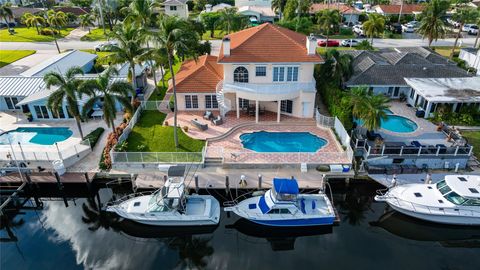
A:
185 95 198 109
34 105 49 119
4 97 19 110
286 67 298 81
281 100 293 114
52 107 65 119
239 98 249 109
205 95 218 109
268 208 291 214
444 191 467 205
409 89 415 99
169 6 177 11
255 66 266 77
234 66 249 83
273 67 284 82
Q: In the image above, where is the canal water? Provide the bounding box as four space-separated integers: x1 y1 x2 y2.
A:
1 182 479 270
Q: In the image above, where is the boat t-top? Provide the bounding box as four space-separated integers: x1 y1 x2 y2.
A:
105 166 220 226
375 175 480 226
224 178 336 227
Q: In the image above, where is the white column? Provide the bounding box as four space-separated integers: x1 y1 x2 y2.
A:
425 100 432 118
277 100 281 122
255 100 259 123
236 96 240 119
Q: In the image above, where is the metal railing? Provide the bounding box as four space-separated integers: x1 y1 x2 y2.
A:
315 110 335 128
111 149 205 164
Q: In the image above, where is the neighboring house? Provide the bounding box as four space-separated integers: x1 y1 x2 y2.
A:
459 48 480 75
203 3 232 13
235 0 276 23
163 0 189 19
373 4 424 16
309 3 361 25
344 47 470 99
235 0 271 7
20 50 97 77
54 6 91 25
169 23 323 122
6 7 44 24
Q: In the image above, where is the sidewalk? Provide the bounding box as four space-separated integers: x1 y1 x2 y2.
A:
59 27 89 42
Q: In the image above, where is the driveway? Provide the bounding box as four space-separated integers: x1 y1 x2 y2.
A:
0 50 57 76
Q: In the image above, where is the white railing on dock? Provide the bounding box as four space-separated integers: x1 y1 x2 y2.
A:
222 150 352 165
111 148 205 164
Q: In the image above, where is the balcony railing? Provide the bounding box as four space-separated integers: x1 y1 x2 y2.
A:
222 81 316 96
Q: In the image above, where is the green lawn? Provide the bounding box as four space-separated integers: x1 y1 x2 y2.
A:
202 30 225 40
80 28 110 41
316 46 357 54
431 46 462 58
125 111 205 153
0 50 36 68
0 27 74 42
80 49 113 65
462 131 480 158
149 59 182 101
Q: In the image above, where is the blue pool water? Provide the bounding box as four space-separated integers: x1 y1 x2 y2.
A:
356 115 418 133
0 127 73 145
240 131 327 152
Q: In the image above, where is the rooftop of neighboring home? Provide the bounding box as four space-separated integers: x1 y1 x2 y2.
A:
20 50 97 77
373 4 425 14
162 0 188 5
218 23 323 63
10 7 45 19
53 6 91 16
461 47 479 55
309 3 361 14
167 55 223 93
203 3 232 12
237 5 276 17
343 47 470 86
405 77 480 103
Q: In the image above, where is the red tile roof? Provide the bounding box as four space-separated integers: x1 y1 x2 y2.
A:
375 4 425 14
218 23 323 63
54 6 91 16
309 3 360 14
167 55 223 93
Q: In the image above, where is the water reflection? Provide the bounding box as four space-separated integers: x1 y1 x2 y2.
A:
336 184 374 225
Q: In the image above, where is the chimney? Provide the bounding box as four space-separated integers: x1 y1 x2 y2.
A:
222 37 230 57
306 34 316 55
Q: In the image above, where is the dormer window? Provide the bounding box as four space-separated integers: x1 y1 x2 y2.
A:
234 66 249 83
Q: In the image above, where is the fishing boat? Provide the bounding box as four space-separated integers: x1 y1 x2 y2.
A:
224 178 336 227
105 166 220 226
375 175 480 226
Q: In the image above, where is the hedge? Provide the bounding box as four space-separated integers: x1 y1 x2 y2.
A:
84 127 105 149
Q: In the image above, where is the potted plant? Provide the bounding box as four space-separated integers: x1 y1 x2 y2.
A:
183 126 189 133
25 112 33 122
436 122 443 132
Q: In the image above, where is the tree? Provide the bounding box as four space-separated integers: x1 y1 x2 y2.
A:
317 9 341 47
79 14 95 34
140 46 169 89
475 16 480 48
193 0 207 12
200 12 221 38
22 13 45 35
47 10 68 53
44 67 86 139
363 13 385 45
216 7 247 34
450 7 479 59
71 0 94 8
271 0 288 19
416 0 449 47
0 4 13 33
361 94 389 131
80 67 134 133
107 23 147 101
346 87 369 118
276 16 313 34
123 0 158 27
153 15 201 148
283 0 297 21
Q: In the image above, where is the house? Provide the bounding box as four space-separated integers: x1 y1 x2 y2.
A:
169 23 323 122
344 47 470 99
373 4 424 16
4 7 44 24
235 0 276 23
459 48 480 75
203 3 232 13
54 6 91 25
20 50 97 77
309 3 361 25
163 0 189 19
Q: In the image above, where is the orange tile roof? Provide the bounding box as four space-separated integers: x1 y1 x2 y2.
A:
167 55 223 93
218 23 323 63
375 4 425 14
309 3 360 14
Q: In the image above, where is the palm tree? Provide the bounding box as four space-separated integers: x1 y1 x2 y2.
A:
22 13 45 35
0 4 13 33
107 23 147 101
416 0 449 47
450 7 479 59
216 7 240 34
47 10 68 53
153 15 200 148
361 94 390 131
139 45 169 89
271 0 288 19
80 67 134 133
475 16 480 48
363 13 385 45
346 87 369 118
79 14 95 34
44 67 86 139
124 0 158 26
325 49 353 84
317 9 341 48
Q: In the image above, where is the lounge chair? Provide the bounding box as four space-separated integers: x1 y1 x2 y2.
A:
191 119 208 131
203 111 214 120
366 130 383 141
212 115 223 125
411 140 423 147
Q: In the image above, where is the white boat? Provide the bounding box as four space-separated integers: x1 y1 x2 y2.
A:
375 175 480 226
105 166 220 226
224 178 336 227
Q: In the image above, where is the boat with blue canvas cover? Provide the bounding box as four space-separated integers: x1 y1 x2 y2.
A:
224 178 336 227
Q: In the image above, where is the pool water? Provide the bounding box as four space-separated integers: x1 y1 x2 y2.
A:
240 131 327 152
0 127 73 145
356 115 418 133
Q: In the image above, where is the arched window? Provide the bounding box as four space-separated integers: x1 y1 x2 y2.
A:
233 66 249 83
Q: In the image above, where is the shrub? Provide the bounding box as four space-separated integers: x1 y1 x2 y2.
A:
40 28 59 36
316 165 330 172
356 40 374 50
98 146 108 170
84 127 104 148
339 27 353 36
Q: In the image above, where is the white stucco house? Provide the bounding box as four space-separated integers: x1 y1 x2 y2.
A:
235 0 276 23
163 0 189 19
459 48 480 75
168 23 323 122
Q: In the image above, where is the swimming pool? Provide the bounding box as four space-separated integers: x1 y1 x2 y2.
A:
356 115 418 133
0 127 73 145
240 131 327 152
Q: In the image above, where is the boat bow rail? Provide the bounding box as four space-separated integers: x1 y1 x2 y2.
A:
105 190 156 208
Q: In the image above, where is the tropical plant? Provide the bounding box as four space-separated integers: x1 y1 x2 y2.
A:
0 4 13 32
152 15 201 148
47 10 68 53
363 13 385 45
416 0 449 47
44 67 86 139
140 46 169 89
450 7 479 59
356 40 374 50
79 14 95 34
22 13 45 35
276 16 313 35
80 67 134 132
323 49 354 85
283 0 297 21
271 0 288 19
360 94 390 131
216 7 247 34
346 87 369 118
123 0 158 27
200 11 221 38
317 9 341 47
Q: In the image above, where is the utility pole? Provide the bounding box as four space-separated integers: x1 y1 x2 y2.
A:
398 0 404 24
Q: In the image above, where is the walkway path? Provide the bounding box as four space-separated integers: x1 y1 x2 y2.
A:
60 27 89 42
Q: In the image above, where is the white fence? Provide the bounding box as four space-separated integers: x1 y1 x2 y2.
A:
315 110 335 127
316 109 354 162
222 150 352 165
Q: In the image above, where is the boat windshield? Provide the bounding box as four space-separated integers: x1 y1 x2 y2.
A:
444 191 468 205
436 180 452 195
271 188 296 201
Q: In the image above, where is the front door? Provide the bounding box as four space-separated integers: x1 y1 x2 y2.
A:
393 87 400 97
302 102 311 117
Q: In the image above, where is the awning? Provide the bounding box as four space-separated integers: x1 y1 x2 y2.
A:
273 178 299 194
16 87 57 106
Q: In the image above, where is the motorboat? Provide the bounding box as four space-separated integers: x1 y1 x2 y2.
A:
224 178 336 227
105 166 220 226
375 175 480 226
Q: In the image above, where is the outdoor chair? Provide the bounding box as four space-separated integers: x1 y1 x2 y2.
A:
203 111 214 120
191 119 208 131
212 115 223 126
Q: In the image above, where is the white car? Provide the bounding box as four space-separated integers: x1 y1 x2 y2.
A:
462 24 478 34
468 25 479 35
341 39 360 47
407 21 419 28
402 24 415 33
94 41 118 52
353 25 365 36
448 18 461 28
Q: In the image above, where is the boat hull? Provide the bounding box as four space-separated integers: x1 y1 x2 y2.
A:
248 217 335 227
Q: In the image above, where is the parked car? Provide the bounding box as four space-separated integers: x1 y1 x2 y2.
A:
0 22 16 28
353 25 365 36
341 39 360 47
407 21 420 28
389 23 402 34
317 39 340 47
468 25 479 35
94 41 118 52
462 24 478 34
402 24 415 33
